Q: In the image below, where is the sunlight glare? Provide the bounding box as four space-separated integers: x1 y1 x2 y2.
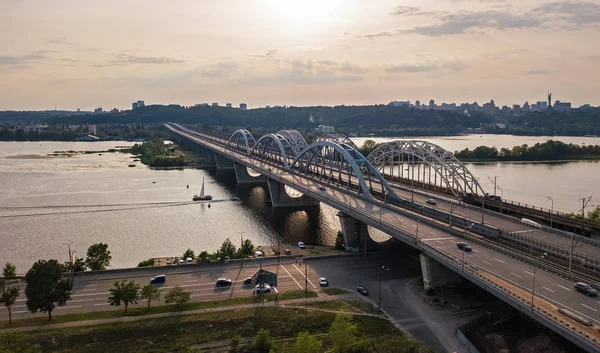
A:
265 0 343 27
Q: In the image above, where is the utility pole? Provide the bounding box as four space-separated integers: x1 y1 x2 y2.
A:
488 176 499 196
239 231 245 268
569 196 592 273
63 241 74 275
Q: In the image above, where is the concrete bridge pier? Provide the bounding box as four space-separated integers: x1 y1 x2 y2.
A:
234 163 267 184
420 253 462 291
266 179 319 207
213 152 234 171
338 213 381 251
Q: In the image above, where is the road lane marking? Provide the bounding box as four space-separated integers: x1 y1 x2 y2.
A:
14 310 29 314
494 259 506 264
291 264 317 289
82 289 97 291
557 285 572 291
94 303 110 306
582 303 598 312
524 271 534 276
56 305 82 310
280 265 303 290
272 287 279 293
511 272 523 279
481 260 492 265
543 287 555 293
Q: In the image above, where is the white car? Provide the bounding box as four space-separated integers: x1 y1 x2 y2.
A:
254 251 263 258
298 241 306 249
319 277 329 287
177 259 185 265
185 257 193 264
253 284 272 293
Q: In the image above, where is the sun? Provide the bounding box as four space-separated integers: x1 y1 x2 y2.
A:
264 0 344 28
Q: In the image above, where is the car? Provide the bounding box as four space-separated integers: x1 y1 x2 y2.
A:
254 251 263 258
298 241 306 249
150 275 166 284
426 199 437 205
166 258 172 265
285 249 291 255
254 284 272 293
185 257 193 264
177 259 185 265
244 277 252 285
224 256 230 263
319 186 326 191
215 278 232 287
319 277 329 287
456 242 472 252
356 285 369 296
574 282 598 296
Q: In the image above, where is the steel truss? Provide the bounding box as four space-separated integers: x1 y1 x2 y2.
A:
251 133 298 168
227 129 256 154
276 130 308 155
315 133 359 150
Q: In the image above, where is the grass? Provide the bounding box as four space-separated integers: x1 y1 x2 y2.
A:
322 287 350 296
15 302 433 353
0 290 317 329
304 299 380 315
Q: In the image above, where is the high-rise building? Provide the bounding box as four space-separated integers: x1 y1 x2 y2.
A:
132 100 145 109
388 101 410 107
94 107 103 113
225 103 232 108
239 103 247 110
415 100 421 108
429 99 435 109
212 103 218 107
523 101 530 111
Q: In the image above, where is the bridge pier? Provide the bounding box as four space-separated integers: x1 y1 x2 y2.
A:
338 213 381 252
266 179 319 207
213 152 234 171
234 162 267 184
420 253 462 291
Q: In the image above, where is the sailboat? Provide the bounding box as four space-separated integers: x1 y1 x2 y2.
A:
193 177 213 201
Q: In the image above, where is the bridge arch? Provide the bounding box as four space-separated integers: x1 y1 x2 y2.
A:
276 130 308 155
315 133 359 150
291 141 395 201
227 129 256 154
251 133 297 168
367 140 485 197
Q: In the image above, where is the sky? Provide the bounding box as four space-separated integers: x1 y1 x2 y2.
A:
1 0 599 110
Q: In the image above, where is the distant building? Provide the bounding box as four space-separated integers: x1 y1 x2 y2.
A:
110 108 119 113
88 125 97 135
266 105 270 109
132 100 145 109
318 125 335 133
388 100 410 107
225 103 232 108
580 104 592 109
93 107 103 114
523 101 530 111
429 99 435 109
554 100 572 112
212 103 218 107
239 103 247 110
202 103 209 107
415 100 421 108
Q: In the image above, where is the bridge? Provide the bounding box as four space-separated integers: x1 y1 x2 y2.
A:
166 123 600 352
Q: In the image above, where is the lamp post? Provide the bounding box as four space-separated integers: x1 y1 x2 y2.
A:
531 253 547 311
547 196 554 228
378 266 390 313
497 186 504 213
63 241 74 275
239 231 246 268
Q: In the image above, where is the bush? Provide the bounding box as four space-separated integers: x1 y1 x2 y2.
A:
137 259 155 267
229 334 242 353
252 328 272 352
335 231 346 250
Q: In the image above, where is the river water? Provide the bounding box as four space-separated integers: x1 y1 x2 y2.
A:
1 135 598 271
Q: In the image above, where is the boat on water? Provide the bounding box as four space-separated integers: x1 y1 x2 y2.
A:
193 177 213 201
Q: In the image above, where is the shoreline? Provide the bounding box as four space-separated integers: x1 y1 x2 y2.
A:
460 158 600 164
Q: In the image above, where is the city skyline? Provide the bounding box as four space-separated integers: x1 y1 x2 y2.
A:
1 0 599 110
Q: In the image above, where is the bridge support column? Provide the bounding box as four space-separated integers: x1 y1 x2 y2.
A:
233 163 266 184
339 213 380 252
420 253 462 291
213 152 234 170
266 179 319 207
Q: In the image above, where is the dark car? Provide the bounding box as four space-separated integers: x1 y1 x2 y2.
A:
426 199 437 205
574 282 598 296
150 275 166 284
456 242 472 252
285 249 291 255
216 278 232 287
243 277 252 285
319 186 326 191
356 285 369 296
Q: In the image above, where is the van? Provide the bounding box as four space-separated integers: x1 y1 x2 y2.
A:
185 257 193 264
150 275 166 284
254 251 263 258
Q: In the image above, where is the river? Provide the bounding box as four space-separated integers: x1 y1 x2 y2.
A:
0 135 598 271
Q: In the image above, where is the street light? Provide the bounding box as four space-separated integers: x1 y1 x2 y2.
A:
547 196 554 228
378 266 390 312
239 231 246 268
497 186 504 213
531 253 547 311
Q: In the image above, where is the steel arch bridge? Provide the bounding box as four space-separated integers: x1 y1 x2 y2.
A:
276 130 308 155
367 140 485 197
227 129 257 154
315 133 359 150
251 133 298 168
291 141 396 201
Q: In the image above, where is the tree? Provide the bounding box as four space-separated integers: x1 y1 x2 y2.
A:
140 284 161 310
64 257 86 272
198 251 210 262
0 285 19 324
329 311 357 353
183 248 195 260
219 238 237 258
335 231 346 250
359 139 378 156
241 239 254 256
86 243 112 271
292 331 322 353
0 331 42 353
25 259 73 320
108 280 140 313
2 262 16 278
164 285 192 308
252 328 272 352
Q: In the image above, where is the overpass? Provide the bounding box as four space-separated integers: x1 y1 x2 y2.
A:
166 123 600 352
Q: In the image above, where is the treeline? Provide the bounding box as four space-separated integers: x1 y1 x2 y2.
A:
0 127 83 141
130 139 187 167
454 140 600 161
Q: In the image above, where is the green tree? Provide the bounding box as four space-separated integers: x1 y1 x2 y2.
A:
164 285 192 308
241 239 255 256
86 243 112 271
0 285 19 324
359 139 378 156
140 284 161 310
329 311 357 353
64 257 86 272
24 259 73 320
229 334 242 353
108 280 140 313
198 251 210 262
2 262 16 278
219 238 237 258
335 231 346 250
183 248 195 260
292 331 322 353
252 328 272 352
0 331 42 353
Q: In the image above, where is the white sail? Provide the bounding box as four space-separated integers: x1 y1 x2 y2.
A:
200 177 205 197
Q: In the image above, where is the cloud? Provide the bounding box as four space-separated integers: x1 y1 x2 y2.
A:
316 60 337 66
338 62 369 74
32 50 59 55
247 49 278 58
287 59 313 70
48 38 79 46
390 6 421 16
199 60 239 78
359 31 396 39
0 54 49 66
385 64 438 73
524 69 553 75
110 54 185 65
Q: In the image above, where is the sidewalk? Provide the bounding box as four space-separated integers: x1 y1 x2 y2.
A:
3 293 366 333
